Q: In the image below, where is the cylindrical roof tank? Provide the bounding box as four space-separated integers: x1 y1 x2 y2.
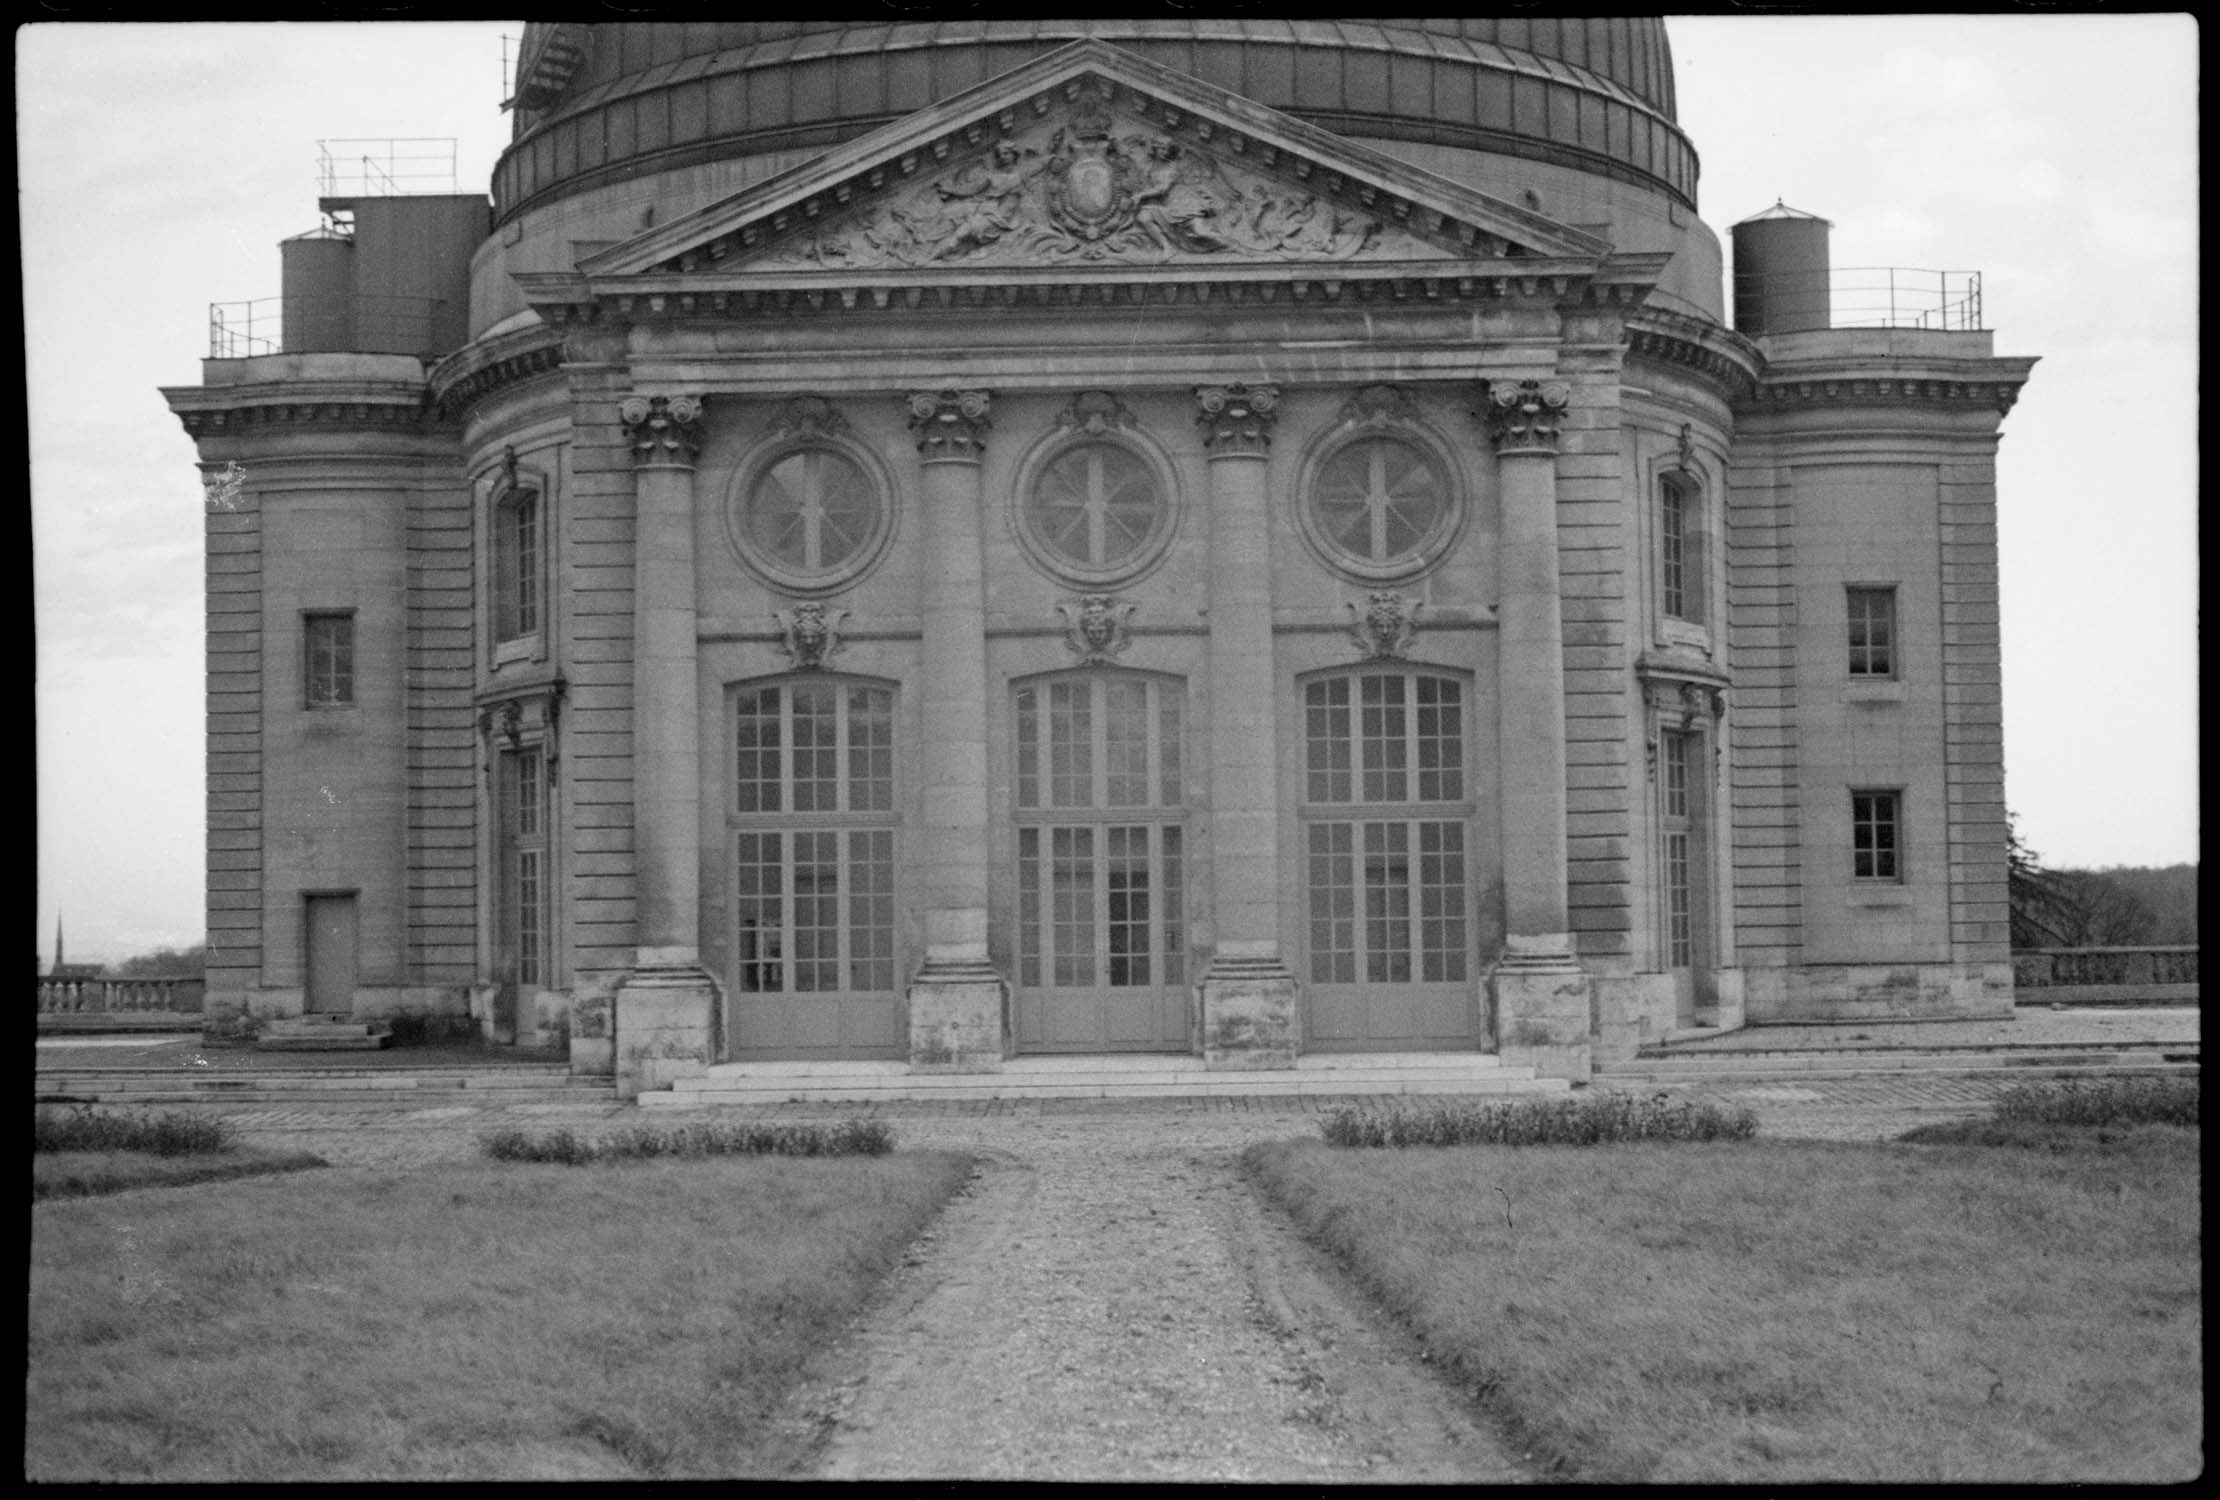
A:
280 228 354 353
1731 201 1831 336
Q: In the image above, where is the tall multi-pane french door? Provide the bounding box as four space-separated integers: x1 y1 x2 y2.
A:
492 746 545 1044
1013 675 1189 1052
1658 727 1708 1024
1302 671 1482 1051
727 678 901 1059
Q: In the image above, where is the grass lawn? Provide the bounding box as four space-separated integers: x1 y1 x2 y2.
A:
28 1151 974 1480
34 1148 327 1200
1247 1127 2201 1483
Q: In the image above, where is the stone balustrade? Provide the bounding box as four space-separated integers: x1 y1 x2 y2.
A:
35 974 206 1016
2011 947 2198 1006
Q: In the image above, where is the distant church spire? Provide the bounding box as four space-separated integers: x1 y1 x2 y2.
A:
54 912 63 971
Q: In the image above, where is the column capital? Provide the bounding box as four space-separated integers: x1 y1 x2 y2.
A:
907 388 993 462
618 394 703 467
1477 379 1571 457
1194 382 1280 457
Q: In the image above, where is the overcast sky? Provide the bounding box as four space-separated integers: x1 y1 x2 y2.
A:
25 17 2199 963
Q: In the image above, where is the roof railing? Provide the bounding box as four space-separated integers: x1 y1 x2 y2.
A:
316 138 459 199
1733 266 1985 332
207 294 449 360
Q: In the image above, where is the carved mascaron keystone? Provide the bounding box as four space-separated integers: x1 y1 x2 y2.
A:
1348 592 1423 660
772 394 850 441
618 394 704 466
1194 383 1280 457
1057 389 1137 435
1478 379 1571 457
908 389 993 460
773 601 850 670
1058 594 1137 665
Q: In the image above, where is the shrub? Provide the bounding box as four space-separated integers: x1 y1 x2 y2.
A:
34 1105 235 1157
480 1118 894 1164
1991 1075 2198 1128
1320 1092 1757 1149
385 1013 481 1047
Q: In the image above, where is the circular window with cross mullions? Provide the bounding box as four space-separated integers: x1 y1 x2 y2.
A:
1300 433 1463 582
726 442 894 596
1014 437 1178 587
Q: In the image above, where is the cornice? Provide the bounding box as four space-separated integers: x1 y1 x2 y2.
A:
162 388 440 440
427 324 568 422
1624 308 1762 402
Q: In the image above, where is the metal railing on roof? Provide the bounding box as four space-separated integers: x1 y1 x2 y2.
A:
207 294 449 360
316 138 459 198
1733 266 1985 332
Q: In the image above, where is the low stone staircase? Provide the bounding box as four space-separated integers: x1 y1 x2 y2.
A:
640 1051 1570 1107
34 1064 616 1108
254 1016 393 1052
1597 1039 2200 1083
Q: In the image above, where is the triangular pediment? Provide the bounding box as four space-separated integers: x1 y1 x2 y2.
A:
579 39 1616 286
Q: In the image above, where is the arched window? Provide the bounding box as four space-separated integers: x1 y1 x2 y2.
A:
1301 668 1479 1049
1014 430 1178 588
726 440 894 596
727 676 900 1057
1298 422 1466 583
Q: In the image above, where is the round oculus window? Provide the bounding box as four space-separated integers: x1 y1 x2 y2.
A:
1022 441 1170 581
1307 436 1455 575
735 446 887 587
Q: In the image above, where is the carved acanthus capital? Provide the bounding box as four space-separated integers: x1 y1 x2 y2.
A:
618 394 703 466
907 389 993 461
1348 592 1423 660
772 601 850 670
1477 379 1571 457
1058 594 1137 665
1194 383 1279 457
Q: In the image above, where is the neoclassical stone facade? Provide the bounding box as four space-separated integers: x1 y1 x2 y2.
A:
164 22 2035 1094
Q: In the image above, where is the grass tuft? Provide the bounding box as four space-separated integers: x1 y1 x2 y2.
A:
479 1117 894 1163
34 1105 235 1157
1991 1074 2197 1127
1320 1091 1757 1148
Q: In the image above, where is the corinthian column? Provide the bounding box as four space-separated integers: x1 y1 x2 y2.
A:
1479 377 1591 1080
611 393 717 1098
903 389 1005 1071
1193 383 1298 1069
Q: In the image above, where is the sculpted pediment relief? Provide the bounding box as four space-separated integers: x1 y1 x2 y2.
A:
765 90 1439 271
580 41 1616 286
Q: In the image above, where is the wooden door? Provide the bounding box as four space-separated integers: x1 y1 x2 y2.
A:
305 893 358 1016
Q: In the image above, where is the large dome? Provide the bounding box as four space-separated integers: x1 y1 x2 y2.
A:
495 19 1694 226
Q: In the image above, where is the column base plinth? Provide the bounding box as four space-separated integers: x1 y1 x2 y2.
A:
1489 945 1592 1083
1198 957 1299 1070
907 962 1007 1072
614 963 720 1100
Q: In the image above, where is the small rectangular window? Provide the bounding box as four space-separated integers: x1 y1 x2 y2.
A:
495 489 541 643
1851 789 1901 882
1847 586 1897 678
304 612 354 707
1659 473 1703 624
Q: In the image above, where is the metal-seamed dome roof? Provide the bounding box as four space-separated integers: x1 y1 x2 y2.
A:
495 19 1696 225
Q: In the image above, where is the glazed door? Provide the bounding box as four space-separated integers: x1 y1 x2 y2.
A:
1014 676 1188 1052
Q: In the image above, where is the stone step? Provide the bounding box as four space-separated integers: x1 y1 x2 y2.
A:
646 1057 1567 1106
1600 1049 2199 1080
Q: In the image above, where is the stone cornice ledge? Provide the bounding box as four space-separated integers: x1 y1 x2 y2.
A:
1624 308 1762 400
161 369 438 439
428 321 568 421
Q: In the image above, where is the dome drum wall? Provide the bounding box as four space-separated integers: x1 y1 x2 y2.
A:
494 21 1696 231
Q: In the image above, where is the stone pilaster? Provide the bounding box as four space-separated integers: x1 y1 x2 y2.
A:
1479 378 1591 1080
904 389 1006 1071
1193 383 1298 1068
611 392 717 1098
